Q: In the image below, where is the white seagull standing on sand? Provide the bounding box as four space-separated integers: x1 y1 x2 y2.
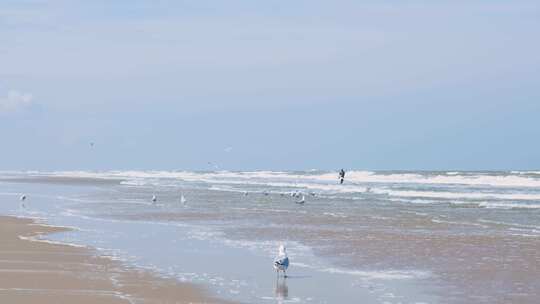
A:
151 195 157 203
273 245 290 277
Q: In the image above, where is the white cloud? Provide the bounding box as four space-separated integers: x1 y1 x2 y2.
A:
0 90 33 112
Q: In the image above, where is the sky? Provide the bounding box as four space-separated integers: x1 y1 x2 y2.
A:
1 0 539 171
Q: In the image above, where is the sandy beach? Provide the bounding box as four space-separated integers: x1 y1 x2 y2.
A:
0 215 229 304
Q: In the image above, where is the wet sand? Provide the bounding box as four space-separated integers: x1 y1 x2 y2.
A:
0 216 229 304
222 209 540 303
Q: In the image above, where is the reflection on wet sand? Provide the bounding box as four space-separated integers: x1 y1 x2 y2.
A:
274 277 289 303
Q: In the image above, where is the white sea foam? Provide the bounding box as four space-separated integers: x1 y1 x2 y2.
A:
18 235 89 248
478 219 540 230
7 170 540 209
477 202 540 209
22 169 540 189
319 171 540 188
381 189 540 201
430 219 489 228
323 212 348 218
449 200 540 209
293 262 429 280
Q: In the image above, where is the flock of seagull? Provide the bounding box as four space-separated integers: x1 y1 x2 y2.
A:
151 193 187 205
148 189 299 276
18 186 295 278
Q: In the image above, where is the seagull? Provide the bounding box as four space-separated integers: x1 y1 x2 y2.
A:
207 161 219 170
19 194 27 209
295 195 305 205
273 245 289 277
243 191 249 196
180 193 187 204
151 195 157 203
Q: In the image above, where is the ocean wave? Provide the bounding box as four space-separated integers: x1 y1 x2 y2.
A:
449 201 540 209
477 202 540 209
380 189 540 201
22 170 540 189
341 171 540 188
8 170 540 204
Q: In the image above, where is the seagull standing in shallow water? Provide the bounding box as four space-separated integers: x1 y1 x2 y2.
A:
20 194 27 209
180 193 187 205
273 245 289 277
151 195 157 203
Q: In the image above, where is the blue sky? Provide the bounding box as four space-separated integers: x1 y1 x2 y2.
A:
1 0 539 171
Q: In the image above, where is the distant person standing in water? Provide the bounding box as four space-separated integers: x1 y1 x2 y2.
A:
339 169 346 184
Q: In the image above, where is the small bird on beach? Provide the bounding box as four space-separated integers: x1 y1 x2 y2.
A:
273 245 290 277
19 194 27 209
295 195 305 205
151 195 157 203
180 193 187 204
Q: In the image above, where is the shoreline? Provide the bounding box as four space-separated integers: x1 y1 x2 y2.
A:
1 173 538 303
0 215 231 304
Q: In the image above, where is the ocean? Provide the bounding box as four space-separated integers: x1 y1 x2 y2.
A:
1 170 539 303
